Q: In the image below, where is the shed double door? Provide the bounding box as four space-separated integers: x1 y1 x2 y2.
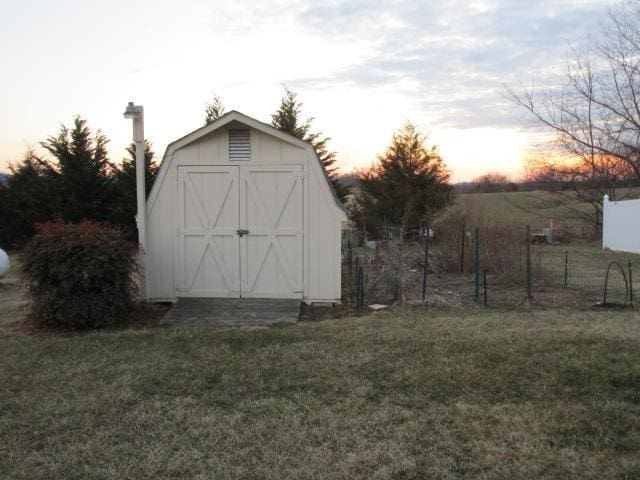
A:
177 165 303 298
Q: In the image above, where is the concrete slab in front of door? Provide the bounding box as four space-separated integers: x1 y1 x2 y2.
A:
159 298 301 327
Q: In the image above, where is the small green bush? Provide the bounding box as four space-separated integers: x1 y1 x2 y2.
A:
22 221 135 328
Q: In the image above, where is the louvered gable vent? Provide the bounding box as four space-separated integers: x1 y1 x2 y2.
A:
229 129 250 161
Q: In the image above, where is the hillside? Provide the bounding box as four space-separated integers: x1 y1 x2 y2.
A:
446 189 640 239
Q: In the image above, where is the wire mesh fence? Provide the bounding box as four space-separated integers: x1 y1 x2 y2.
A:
537 246 633 306
342 226 637 311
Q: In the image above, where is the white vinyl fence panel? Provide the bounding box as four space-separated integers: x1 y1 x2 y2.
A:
602 194 640 254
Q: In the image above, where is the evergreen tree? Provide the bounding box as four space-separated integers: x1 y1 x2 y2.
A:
0 117 155 246
271 87 349 201
204 94 225 125
0 150 60 247
350 122 452 238
110 140 158 240
42 116 114 222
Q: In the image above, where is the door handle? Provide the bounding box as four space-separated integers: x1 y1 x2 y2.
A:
236 229 250 237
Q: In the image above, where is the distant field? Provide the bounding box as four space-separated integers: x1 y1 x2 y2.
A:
455 191 592 234
455 188 640 236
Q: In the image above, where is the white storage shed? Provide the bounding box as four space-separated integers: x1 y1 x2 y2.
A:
144 111 347 303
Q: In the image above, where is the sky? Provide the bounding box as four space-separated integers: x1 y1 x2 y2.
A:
0 0 618 182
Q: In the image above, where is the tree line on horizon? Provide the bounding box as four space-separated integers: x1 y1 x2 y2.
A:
0 86 454 248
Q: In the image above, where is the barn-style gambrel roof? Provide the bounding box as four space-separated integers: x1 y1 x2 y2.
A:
147 110 346 215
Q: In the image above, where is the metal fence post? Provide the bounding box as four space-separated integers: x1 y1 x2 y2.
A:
474 227 480 302
564 250 568 287
361 266 365 307
355 265 360 309
629 260 634 306
460 223 466 273
422 227 429 303
347 237 353 273
483 270 488 307
354 255 360 288
526 225 532 301
357 265 364 309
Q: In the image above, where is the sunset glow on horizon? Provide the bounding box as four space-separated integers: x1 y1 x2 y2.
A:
0 0 616 182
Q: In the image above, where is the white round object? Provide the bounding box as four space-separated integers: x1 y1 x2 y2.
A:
0 248 10 279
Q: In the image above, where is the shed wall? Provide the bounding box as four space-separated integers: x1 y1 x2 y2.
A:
305 151 343 300
145 124 345 302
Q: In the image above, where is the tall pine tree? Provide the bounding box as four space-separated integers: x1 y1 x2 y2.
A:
42 116 114 222
0 117 160 246
204 94 225 125
110 140 158 240
350 122 452 238
0 150 59 247
271 87 348 201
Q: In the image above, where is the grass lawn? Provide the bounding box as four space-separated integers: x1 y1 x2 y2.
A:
541 243 640 293
2 256 640 479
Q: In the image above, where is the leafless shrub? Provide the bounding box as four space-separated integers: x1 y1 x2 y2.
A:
434 204 542 284
367 227 424 305
432 205 471 274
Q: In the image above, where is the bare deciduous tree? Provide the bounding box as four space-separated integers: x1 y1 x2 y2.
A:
518 152 634 235
507 1 640 234
471 172 517 193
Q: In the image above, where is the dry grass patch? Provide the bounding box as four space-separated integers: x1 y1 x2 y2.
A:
2 264 640 478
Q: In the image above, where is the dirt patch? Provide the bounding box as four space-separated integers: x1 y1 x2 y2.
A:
124 301 172 329
299 302 352 322
10 301 172 336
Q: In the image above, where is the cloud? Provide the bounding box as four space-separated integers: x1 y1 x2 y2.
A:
283 0 612 129
0 0 615 176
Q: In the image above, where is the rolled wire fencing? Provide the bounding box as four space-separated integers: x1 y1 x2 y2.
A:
342 226 635 310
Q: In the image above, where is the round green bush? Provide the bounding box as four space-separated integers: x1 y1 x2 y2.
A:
22 221 135 328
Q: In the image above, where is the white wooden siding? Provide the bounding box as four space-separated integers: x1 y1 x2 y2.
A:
145 111 346 303
240 165 303 298
177 166 240 297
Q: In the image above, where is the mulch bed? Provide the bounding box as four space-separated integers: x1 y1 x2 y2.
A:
11 301 172 337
